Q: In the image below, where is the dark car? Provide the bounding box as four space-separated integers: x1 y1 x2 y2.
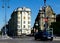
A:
34 31 53 41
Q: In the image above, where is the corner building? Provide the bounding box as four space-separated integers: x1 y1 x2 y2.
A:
33 5 56 32
8 7 31 36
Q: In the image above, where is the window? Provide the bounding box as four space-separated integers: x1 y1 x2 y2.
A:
18 17 20 19
24 16 26 19
20 11 22 14
18 25 20 28
18 12 20 14
28 25 30 28
49 32 52 35
28 21 30 24
27 11 29 14
24 21 25 24
18 29 21 32
28 17 30 19
27 12 31 15
52 15 54 17
18 21 20 24
23 25 25 28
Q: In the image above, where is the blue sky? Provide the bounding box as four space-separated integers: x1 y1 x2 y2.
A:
0 0 60 30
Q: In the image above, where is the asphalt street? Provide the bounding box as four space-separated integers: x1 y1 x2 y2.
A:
0 36 60 43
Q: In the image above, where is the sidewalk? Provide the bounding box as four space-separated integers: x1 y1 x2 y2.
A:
53 37 60 41
0 35 12 40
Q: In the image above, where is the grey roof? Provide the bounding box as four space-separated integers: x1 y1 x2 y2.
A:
14 7 31 12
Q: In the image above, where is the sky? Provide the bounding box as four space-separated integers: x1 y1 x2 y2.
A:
0 0 60 30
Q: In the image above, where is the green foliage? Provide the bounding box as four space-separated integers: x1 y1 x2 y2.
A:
0 31 2 35
50 22 60 36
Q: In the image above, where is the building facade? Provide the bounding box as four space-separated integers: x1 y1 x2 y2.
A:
33 6 56 32
8 7 31 36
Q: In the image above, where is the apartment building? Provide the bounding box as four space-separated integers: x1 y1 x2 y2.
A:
33 5 56 32
8 7 31 36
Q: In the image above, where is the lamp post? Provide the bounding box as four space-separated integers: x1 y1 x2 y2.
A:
44 0 48 30
3 1 6 37
2 0 10 38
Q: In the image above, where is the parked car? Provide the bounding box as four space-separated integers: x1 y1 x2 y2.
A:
34 30 53 41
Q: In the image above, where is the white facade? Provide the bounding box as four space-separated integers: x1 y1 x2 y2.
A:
16 7 31 35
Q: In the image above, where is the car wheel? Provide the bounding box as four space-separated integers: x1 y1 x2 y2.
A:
35 38 36 40
35 37 37 40
50 37 53 41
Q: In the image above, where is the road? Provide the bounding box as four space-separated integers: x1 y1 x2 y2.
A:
0 36 60 43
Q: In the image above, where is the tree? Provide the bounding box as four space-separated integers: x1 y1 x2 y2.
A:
50 22 60 36
50 14 60 36
56 14 60 22
0 31 2 35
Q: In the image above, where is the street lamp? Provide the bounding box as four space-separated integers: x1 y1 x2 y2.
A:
43 0 48 30
2 0 10 38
